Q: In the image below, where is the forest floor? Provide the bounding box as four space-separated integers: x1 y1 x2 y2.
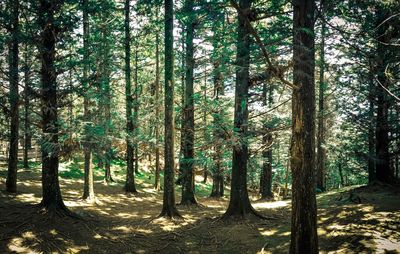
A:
0 160 400 254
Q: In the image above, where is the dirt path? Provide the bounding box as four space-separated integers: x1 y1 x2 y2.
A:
0 166 399 253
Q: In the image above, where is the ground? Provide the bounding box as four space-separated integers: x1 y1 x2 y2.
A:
0 160 399 254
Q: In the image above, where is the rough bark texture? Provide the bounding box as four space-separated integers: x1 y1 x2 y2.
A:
82 0 95 201
316 13 326 192
222 0 261 219
159 0 181 218
180 0 197 205
290 0 318 252
23 44 31 169
154 31 161 191
38 0 69 213
374 9 393 184
124 0 137 193
260 83 273 199
6 0 19 193
368 61 376 184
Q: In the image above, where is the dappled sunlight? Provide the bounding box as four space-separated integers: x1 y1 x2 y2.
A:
15 193 41 203
1 167 400 253
253 200 289 210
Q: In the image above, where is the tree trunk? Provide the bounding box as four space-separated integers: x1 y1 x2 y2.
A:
209 13 225 199
222 0 261 219
154 31 161 191
134 48 139 175
124 0 137 193
23 43 31 169
180 0 197 205
260 83 273 199
375 9 393 184
316 12 326 192
102 13 113 183
368 60 376 183
38 0 69 213
159 0 181 218
203 71 208 184
6 0 19 193
82 0 95 201
290 0 318 253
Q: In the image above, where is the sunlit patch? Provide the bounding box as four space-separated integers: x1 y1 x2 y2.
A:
8 232 39 253
16 193 40 203
113 226 131 233
49 229 57 235
253 200 289 209
260 229 277 236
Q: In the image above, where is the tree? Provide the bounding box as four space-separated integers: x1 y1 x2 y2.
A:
209 9 225 199
82 0 95 202
222 0 262 219
180 0 197 205
6 0 19 193
374 7 395 184
159 0 181 218
38 0 70 214
316 4 327 192
289 0 318 252
260 83 273 199
124 0 137 193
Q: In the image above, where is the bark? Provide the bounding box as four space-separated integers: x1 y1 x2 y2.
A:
159 0 181 218
290 0 318 253
154 31 161 191
222 0 261 219
368 60 376 183
210 13 225 199
374 9 393 184
124 0 137 193
6 0 19 193
102 13 113 183
260 83 273 199
38 0 69 213
23 43 31 169
316 13 326 192
180 0 197 205
133 48 139 175
202 71 208 184
82 0 95 201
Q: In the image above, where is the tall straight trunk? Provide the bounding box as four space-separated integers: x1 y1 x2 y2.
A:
23 43 31 169
6 0 19 193
290 0 318 253
375 9 392 184
134 48 139 175
124 0 137 193
222 0 261 219
180 0 197 205
316 14 326 191
368 60 375 183
202 71 208 183
38 0 69 213
210 14 224 198
82 0 95 201
159 0 181 218
102 14 113 183
260 83 273 199
154 31 161 191
178 30 185 185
